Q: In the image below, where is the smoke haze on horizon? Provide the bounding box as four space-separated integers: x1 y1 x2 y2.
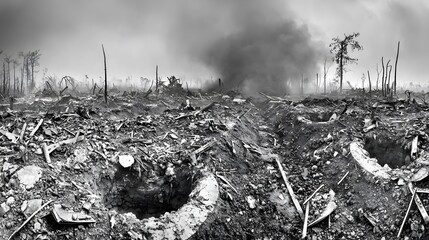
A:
0 0 428 93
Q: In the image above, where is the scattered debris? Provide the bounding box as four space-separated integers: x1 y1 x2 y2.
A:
52 204 96 224
118 154 135 168
14 165 43 189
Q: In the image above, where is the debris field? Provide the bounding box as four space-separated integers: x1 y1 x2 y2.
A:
2 89 429 239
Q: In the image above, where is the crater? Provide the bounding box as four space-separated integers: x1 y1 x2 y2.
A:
364 136 410 168
308 111 335 122
101 166 197 219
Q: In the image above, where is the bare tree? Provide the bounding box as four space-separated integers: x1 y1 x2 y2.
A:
367 70 371 96
381 57 385 95
329 33 363 93
375 63 380 91
323 57 331 94
102 44 107 103
394 41 400 95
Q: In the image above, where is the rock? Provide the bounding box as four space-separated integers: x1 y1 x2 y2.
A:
0 202 10 217
118 155 134 168
22 199 43 217
165 163 175 176
128 230 143 240
411 167 429 182
3 162 19 175
246 195 257 209
15 165 43 189
82 202 92 211
6 196 15 205
397 178 405 186
34 222 41 231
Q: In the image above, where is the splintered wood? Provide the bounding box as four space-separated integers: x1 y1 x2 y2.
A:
275 157 304 220
398 189 417 238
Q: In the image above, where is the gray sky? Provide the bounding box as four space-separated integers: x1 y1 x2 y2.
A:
1 0 428 90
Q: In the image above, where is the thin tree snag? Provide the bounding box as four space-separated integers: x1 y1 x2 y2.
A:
367 70 371 96
156 65 159 92
381 57 385 96
275 158 304 220
102 44 107 104
394 41 400 95
387 65 392 96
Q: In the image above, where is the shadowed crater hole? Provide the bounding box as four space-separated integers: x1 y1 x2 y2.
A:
308 112 334 122
364 136 411 168
101 166 198 219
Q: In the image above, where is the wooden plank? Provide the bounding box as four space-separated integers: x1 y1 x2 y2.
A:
275 158 304 220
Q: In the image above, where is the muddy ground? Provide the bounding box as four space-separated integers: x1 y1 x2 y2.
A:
1 89 429 239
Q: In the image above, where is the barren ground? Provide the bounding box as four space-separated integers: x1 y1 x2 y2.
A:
1 89 429 240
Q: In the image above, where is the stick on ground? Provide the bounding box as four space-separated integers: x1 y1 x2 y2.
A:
302 202 310 239
398 189 416 238
303 184 324 205
276 157 304 220
8 200 53 240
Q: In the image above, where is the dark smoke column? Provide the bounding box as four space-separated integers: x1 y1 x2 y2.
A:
198 1 324 95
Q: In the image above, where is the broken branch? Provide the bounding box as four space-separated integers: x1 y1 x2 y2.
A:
275 157 304 220
7 200 53 240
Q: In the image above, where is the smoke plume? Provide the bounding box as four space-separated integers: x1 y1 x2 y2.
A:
166 0 326 95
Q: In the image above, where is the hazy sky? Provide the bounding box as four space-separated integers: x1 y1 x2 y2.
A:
0 0 428 90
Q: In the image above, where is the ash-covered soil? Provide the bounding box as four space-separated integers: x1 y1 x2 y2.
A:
2 90 429 239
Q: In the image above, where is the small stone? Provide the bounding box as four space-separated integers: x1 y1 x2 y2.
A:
23 199 43 217
34 222 41 231
397 178 405 186
0 202 10 216
15 165 43 189
5 221 14 229
6 196 15 205
118 155 134 168
82 202 92 211
246 195 256 209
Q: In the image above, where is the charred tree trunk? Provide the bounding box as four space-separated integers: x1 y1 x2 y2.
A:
155 65 158 92
394 41 400 95
31 64 34 92
3 63 6 95
367 70 371 96
387 65 392 97
339 45 344 93
13 62 16 96
381 57 385 96
323 59 327 94
20 60 24 94
102 44 107 104
385 60 391 96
